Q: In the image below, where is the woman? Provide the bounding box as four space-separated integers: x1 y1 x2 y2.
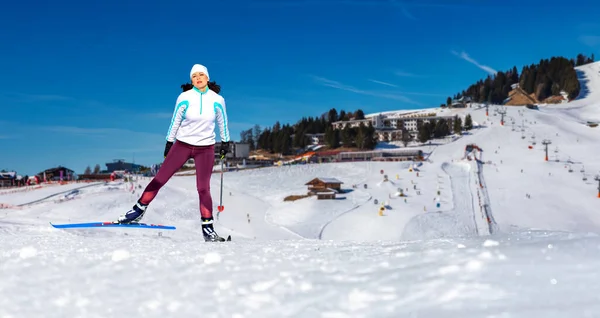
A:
117 64 231 242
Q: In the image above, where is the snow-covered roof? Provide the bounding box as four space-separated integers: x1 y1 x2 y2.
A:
0 172 16 179
364 108 439 118
306 177 343 185
318 178 343 184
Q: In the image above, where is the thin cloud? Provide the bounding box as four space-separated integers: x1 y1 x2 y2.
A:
249 0 386 7
400 7 416 19
248 0 475 9
42 126 126 135
0 92 74 103
399 91 447 97
0 135 12 139
394 70 425 78
227 121 261 130
451 50 497 75
312 76 423 105
0 91 134 115
40 126 164 140
390 0 417 20
368 79 399 87
579 35 600 47
142 112 173 119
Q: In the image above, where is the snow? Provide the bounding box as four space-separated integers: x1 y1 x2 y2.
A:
538 61 600 123
3 62 600 317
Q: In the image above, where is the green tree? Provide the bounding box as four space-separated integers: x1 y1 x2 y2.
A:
354 123 366 149
401 128 411 147
327 108 338 123
324 126 340 148
362 122 377 149
464 114 473 130
355 109 365 120
279 131 292 155
339 110 348 121
341 125 354 147
417 122 430 143
433 118 449 138
453 117 463 135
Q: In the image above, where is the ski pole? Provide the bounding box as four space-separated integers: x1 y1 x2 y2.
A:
217 155 225 215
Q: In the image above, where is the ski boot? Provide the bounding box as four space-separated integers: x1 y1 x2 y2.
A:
116 200 148 224
202 217 226 242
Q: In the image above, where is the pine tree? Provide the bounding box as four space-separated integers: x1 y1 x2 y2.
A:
453 117 462 135
341 125 354 147
354 123 366 149
293 128 305 148
280 132 291 155
576 54 586 66
363 123 377 149
93 164 101 174
511 66 519 83
433 119 449 138
327 108 338 123
401 128 411 147
464 114 473 130
324 126 337 148
84 166 92 175
417 122 430 143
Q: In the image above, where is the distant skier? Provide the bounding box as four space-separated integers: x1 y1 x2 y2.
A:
116 64 231 242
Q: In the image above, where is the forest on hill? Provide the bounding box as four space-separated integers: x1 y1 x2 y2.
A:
446 53 595 105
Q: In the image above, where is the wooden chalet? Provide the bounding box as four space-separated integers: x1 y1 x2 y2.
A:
0 171 17 187
37 166 75 181
305 178 343 199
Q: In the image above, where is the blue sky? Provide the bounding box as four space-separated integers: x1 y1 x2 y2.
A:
1 0 599 175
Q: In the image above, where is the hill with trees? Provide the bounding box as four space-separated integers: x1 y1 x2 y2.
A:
446 53 595 106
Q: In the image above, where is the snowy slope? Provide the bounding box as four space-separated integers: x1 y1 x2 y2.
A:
538 61 600 123
3 64 600 317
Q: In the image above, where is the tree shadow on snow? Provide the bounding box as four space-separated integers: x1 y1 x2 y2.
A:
575 69 591 100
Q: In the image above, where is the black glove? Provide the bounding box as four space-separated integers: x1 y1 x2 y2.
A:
164 141 174 158
219 141 230 157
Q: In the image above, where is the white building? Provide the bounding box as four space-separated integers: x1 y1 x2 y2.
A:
331 111 456 142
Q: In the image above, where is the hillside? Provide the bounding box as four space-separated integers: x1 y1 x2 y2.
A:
538 60 600 123
449 54 595 106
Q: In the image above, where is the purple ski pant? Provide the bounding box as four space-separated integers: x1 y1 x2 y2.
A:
139 140 215 218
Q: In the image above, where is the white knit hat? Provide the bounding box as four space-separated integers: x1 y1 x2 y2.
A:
190 64 210 80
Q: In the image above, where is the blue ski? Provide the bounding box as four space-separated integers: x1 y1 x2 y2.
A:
50 221 176 230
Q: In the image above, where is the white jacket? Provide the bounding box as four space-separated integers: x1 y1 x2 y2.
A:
166 87 230 145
